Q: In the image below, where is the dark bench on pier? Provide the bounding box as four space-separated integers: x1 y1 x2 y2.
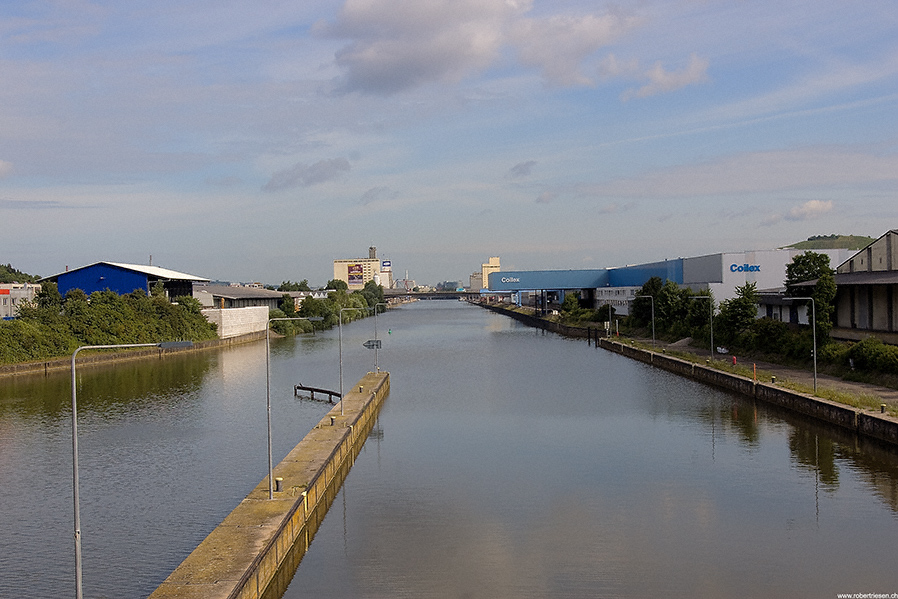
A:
294 384 342 403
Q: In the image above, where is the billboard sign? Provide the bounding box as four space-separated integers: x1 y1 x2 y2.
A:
347 263 364 285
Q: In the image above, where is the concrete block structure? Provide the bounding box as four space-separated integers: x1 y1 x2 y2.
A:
0 283 41 319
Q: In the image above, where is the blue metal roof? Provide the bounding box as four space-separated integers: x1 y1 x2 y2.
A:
488 259 684 291
488 269 609 291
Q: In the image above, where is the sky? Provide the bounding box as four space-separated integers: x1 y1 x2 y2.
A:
1 0 897 287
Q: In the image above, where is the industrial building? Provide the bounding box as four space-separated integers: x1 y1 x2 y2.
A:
40 262 209 298
488 248 852 316
333 247 393 290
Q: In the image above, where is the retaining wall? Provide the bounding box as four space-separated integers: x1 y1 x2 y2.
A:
482 304 898 446
0 331 266 379
148 371 390 599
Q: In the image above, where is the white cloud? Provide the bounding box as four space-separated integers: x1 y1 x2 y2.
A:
622 53 709 100
322 0 516 94
786 199 833 221
0 160 12 178
510 12 641 86
322 0 648 93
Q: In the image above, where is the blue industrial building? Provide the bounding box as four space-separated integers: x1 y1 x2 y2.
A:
41 262 208 298
488 249 851 315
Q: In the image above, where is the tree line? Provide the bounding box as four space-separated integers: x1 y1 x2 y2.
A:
0 282 218 364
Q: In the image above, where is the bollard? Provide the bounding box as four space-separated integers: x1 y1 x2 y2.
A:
771 376 776 384
330 416 336 426
732 356 737 366
359 385 364 393
274 477 283 493
882 404 887 414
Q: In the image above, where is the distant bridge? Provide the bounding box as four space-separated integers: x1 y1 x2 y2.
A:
384 289 513 300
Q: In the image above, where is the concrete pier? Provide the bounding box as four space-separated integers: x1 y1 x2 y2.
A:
148 371 390 599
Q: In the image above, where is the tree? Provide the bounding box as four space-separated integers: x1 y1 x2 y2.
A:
326 279 348 291
716 282 759 343
279 293 296 316
785 251 834 295
278 279 311 292
631 277 663 327
785 251 837 341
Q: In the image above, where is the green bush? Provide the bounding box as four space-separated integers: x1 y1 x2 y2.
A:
847 337 898 374
0 286 218 364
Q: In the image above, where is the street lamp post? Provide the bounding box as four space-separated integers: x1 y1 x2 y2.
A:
788 296 818 393
634 295 655 350
690 295 714 360
374 302 388 372
339 307 365 417
266 316 322 499
71 340 192 599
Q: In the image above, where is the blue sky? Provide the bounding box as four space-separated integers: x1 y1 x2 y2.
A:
2 0 897 286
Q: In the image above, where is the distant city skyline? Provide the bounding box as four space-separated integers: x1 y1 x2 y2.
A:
2 1 896 286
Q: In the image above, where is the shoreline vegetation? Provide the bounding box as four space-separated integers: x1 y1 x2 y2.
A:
0 280 387 368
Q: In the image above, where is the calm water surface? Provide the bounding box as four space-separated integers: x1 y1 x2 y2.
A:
283 302 898 599
2 301 898 598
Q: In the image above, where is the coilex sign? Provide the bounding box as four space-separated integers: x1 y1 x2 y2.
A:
730 264 760 272
501 277 521 283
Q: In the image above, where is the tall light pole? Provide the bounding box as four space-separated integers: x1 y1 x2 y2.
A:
690 295 714 360
71 340 192 599
339 307 365 417
634 295 655 350
789 296 818 393
374 302 388 372
266 316 322 499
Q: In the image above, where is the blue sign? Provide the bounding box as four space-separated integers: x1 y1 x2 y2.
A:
730 264 760 272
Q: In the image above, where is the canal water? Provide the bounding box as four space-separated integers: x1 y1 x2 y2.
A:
2 301 898 598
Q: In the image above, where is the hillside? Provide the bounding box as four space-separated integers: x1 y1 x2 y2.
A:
784 234 875 251
0 263 39 284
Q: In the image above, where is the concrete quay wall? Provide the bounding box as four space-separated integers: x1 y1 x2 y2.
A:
0 331 266 379
481 304 898 446
148 371 390 599
602 337 898 445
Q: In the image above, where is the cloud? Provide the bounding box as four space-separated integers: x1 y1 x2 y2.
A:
0 160 12 178
536 191 555 204
622 53 709 100
507 160 536 179
785 199 833 221
359 186 398 205
510 12 641 86
322 0 514 94
262 158 351 191
322 0 646 94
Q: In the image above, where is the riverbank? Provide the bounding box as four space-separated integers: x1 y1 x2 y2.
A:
149 371 390 599
0 331 268 378
481 303 898 446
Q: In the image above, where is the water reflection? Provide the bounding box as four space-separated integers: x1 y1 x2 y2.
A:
281 302 898 599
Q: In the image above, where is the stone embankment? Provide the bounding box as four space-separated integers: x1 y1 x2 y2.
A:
482 304 898 446
149 371 390 599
